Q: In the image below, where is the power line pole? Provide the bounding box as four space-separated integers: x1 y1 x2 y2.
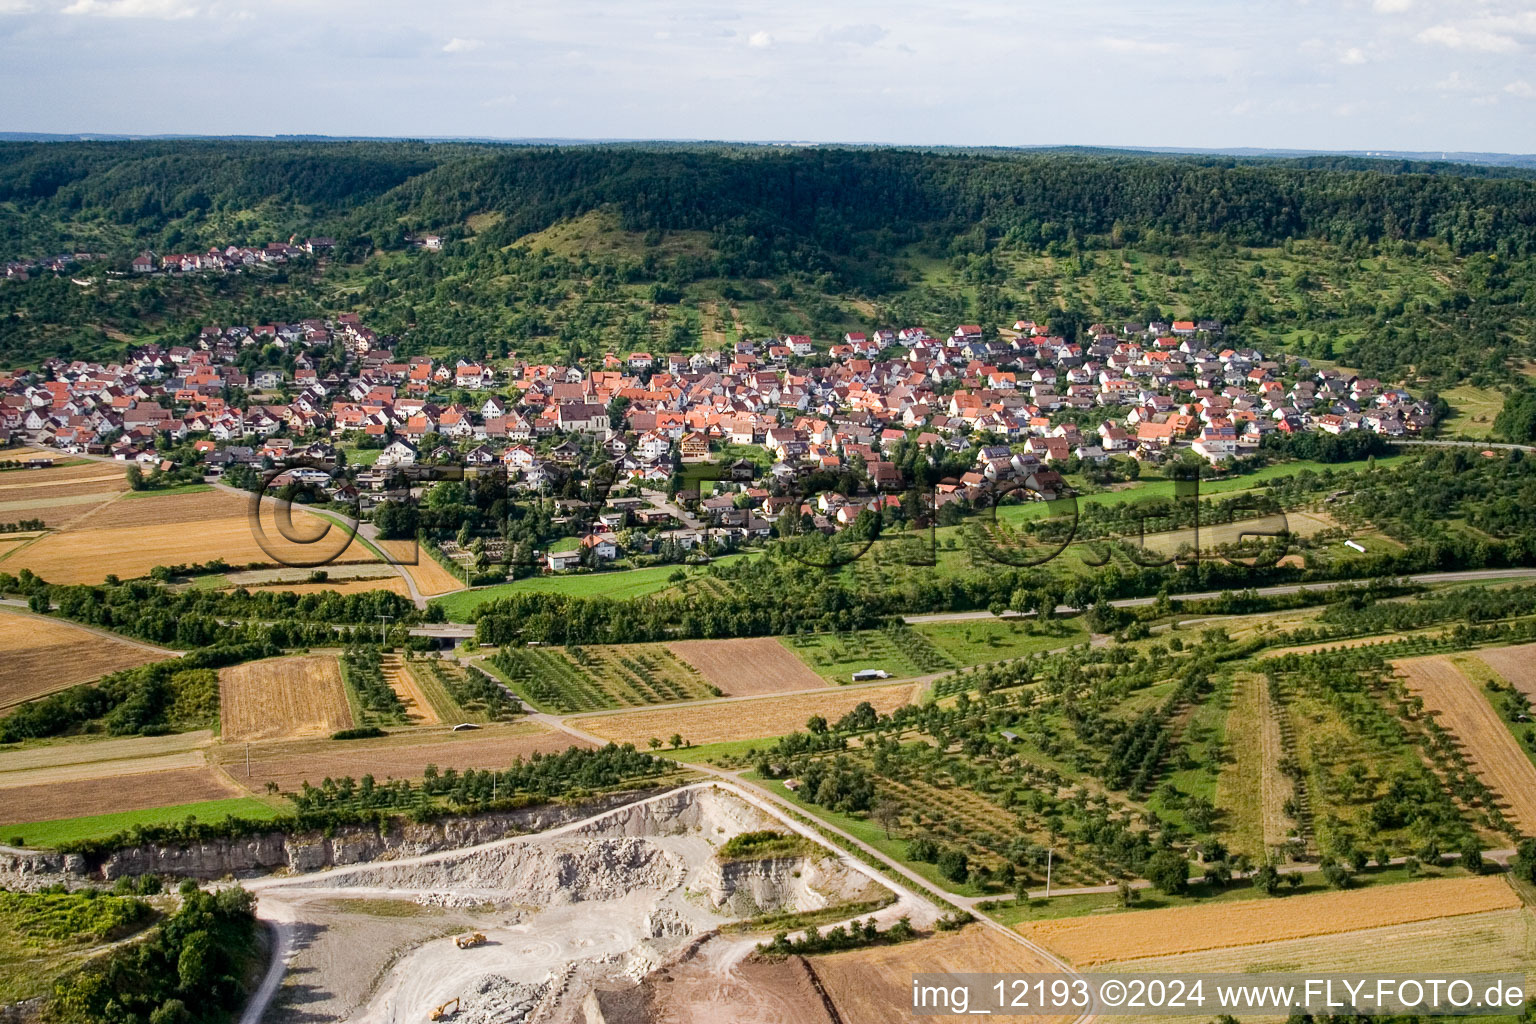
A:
1045 847 1054 899
378 613 393 646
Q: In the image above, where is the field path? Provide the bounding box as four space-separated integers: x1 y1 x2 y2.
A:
1397 655 1536 832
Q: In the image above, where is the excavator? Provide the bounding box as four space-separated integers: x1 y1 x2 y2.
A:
454 932 487 949
428 997 459 1021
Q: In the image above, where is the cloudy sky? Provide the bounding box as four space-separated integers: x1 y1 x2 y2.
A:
1 0 1534 152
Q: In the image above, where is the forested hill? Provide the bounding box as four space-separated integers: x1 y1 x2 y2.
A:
361 147 1536 254
4 142 1536 387
7 142 1536 260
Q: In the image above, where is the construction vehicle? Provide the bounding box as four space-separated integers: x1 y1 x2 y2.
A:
454 932 486 949
429 997 459 1021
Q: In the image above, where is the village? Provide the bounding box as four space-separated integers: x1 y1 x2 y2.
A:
0 310 1437 573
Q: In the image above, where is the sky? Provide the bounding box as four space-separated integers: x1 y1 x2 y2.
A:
1 0 1534 153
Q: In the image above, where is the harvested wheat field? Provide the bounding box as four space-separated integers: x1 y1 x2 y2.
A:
0 766 245 826
1261 633 1427 659
215 722 586 793
1019 875 1521 967
811 925 1068 1024
219 654 354 743
1107 906 1536 977
0 607 170 708
0 751 207 790
382 652 439 725
1476 642 1536 702
668 638 826 696
0 470 127 500
0 730 213 777
9 489 380 583
1397 654 1536 831
374 539 465 596
576 682 921 747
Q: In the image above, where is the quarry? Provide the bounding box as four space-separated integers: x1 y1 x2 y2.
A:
238 783 937 1024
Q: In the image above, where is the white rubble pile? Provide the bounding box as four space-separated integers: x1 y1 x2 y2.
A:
459 975 547 1024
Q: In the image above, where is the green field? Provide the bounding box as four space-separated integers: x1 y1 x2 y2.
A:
782 624 960 683
1438 384 1507 440
914 618 1088 665
2 797 284 848
0 889 157 1003
488 642 717 712
432 553 754 620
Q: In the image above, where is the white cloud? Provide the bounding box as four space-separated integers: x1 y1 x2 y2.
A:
1372 0 1413 12
1436 70 1470 91
0 0 35 12
1506 79 1535 98
747 30 772 48
1098 36 1175 54
482 93 517 107
1417 23 1520 53
1340 46 1367 64
819 24 888 47
442 37 483 53
61 0 196 18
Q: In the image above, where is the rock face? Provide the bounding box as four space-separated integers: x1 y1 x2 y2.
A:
0 787 675 888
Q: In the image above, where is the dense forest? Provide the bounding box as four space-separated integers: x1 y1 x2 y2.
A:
4 142 1536 383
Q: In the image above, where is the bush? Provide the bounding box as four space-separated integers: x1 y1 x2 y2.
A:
331 726 387 740
1146 850 1190 895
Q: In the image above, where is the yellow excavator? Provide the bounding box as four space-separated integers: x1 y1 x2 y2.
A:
454 932 487 949
429 997 460 1021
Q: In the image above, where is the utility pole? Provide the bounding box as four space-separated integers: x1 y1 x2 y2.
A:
378 613 393 646
1045 847 1053 898
245 742 250 778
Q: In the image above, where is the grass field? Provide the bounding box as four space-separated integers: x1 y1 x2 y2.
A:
914 619 1088 665
1017 875 1522 967
1396 654 1536 832
1439 384 1506 439
0 889 158 1004
783 625 956 683
430 554 754 620
0 606 170 708
491 643 717 712
577 682 923 748
670 637 827 695
1 795 283 847
219 654 355 742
